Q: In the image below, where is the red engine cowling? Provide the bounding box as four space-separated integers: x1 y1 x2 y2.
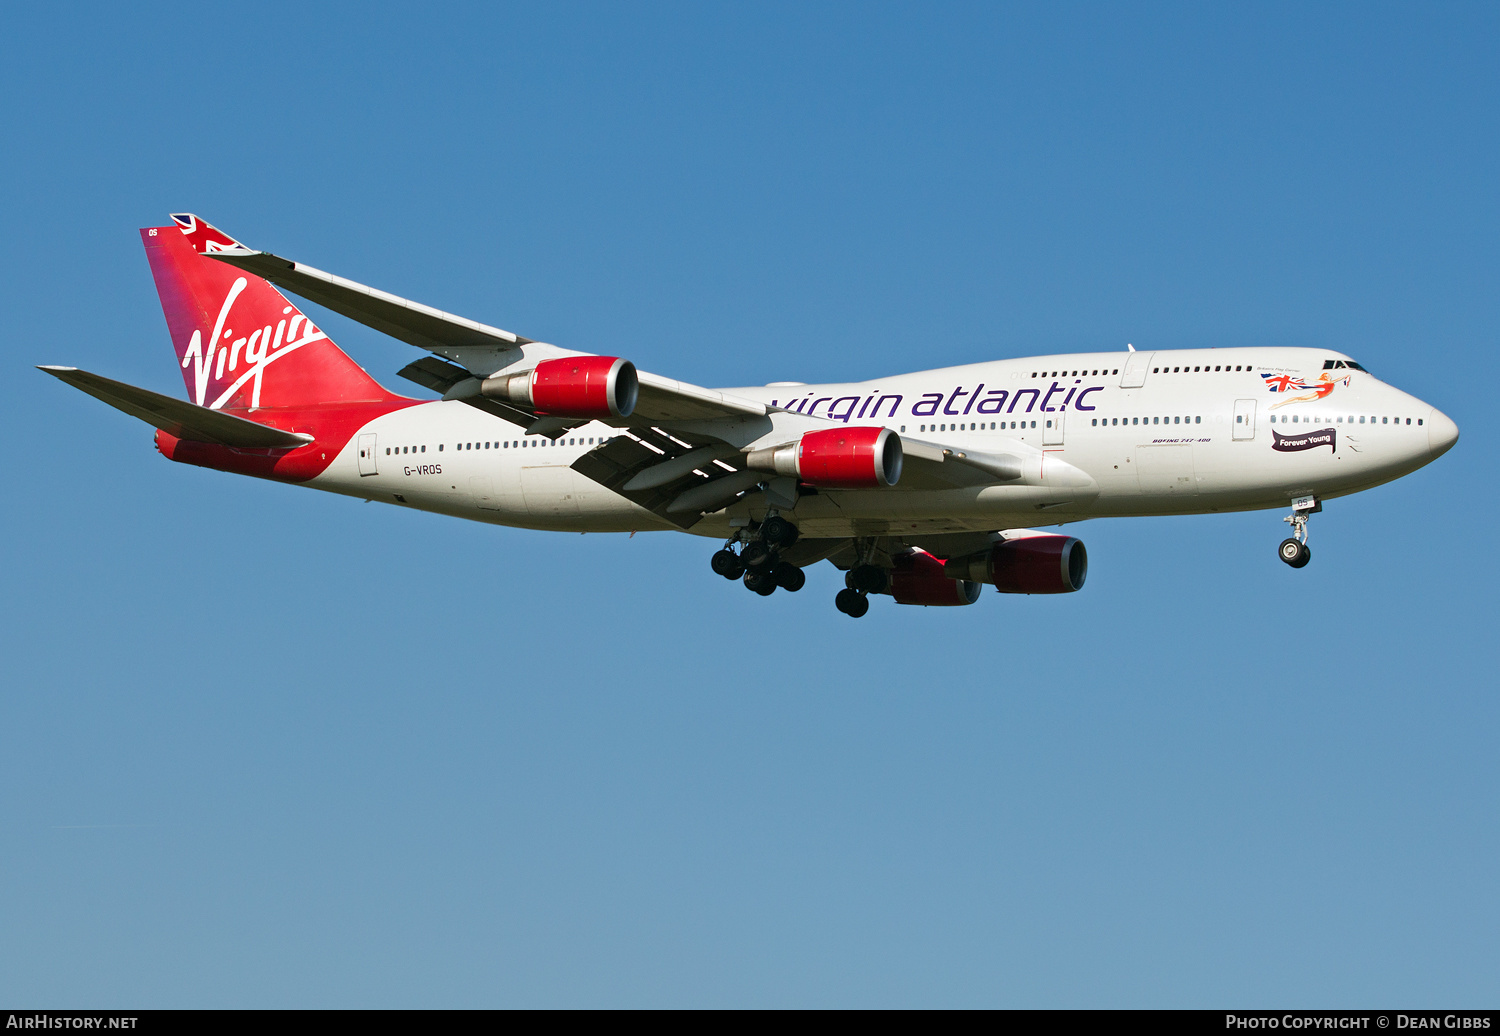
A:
888 549 981 606
482 356 638 419
745 426 903 488
945 534 1087 594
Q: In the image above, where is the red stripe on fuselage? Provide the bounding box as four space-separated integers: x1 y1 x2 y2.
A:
155 399 423 481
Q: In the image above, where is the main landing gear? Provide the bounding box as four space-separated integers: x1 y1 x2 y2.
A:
709 515 804 596
1278 495 1319 569
835 554 890 619
834 588 869 618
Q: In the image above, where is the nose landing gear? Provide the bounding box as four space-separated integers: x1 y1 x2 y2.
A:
1279 495 1319 568
1278 537 1311 568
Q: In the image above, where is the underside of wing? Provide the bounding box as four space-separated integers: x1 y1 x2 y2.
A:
570 425 756 529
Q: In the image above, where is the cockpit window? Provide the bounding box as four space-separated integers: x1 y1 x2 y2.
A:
1324 359 1368 372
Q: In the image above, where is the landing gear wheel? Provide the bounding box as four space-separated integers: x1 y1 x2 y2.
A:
743 568 778 594
761 515 798 548
1278 538 1311 568
742 541 778 569
711 549 745 579
835 588 869 617
773 562 805 592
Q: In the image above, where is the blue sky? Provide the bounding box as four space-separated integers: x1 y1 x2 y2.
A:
1 2 1496 1007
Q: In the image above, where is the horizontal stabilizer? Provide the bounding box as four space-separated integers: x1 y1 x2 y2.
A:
38 367 314 449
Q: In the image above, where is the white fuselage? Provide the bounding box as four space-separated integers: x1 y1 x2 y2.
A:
304 347 1456 538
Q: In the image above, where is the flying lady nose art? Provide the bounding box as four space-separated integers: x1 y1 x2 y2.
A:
1262 370 1351 410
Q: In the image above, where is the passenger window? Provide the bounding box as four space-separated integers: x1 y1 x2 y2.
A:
421 445 426 453
385 448 390 455
1195 416 1201 424
1092 419 1097 426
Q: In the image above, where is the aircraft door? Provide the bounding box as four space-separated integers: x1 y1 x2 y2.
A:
1043 408 1065 445
1120 351 1155 388
358 433 378 476
1233 399 1256 440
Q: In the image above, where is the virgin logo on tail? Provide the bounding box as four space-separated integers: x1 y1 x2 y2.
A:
178 280 328 410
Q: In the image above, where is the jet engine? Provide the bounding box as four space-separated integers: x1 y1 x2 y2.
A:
888 549 981 606
745 427 902 488
482 356 638 419
945 534 1087 594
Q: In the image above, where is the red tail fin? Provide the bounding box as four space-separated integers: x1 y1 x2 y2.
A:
142 215 403 410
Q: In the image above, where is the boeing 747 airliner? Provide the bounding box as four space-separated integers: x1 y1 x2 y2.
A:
41 215 1459 616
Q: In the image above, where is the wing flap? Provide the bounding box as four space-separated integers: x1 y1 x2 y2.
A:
39 367 314 449
571 426 760 528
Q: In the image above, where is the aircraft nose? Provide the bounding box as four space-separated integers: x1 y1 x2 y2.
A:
1427 407 1459 458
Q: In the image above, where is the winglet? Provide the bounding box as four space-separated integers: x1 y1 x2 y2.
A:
169 213 255 256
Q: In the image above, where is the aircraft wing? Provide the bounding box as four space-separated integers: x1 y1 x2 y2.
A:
38 366 314 449
178 215 769 428
202 246 531 355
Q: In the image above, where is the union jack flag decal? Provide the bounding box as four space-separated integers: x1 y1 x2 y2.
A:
1261 372 1307 393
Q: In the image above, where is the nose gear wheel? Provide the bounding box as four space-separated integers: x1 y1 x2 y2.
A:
1279 495 1319 568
